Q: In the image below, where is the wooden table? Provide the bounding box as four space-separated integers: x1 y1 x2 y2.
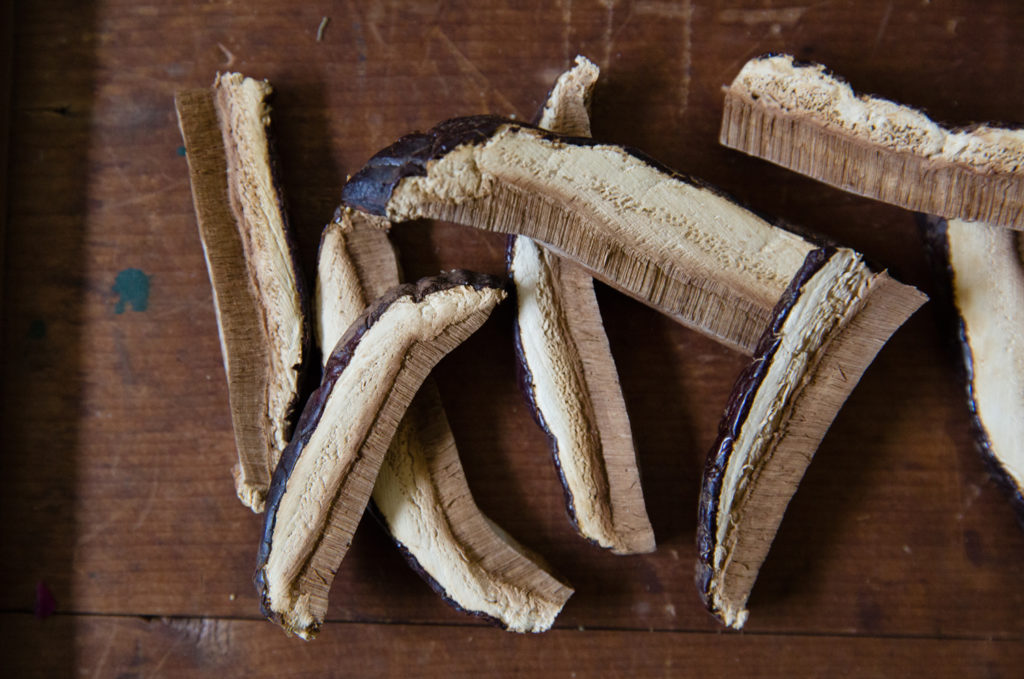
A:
3 1 1023 676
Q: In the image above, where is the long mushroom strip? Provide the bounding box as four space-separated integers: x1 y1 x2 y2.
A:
340 120 926 629
339 114 817 354
511 56 655 554
255 271 507 639
176 74 308 512
922 216 1024 519
697 247 925 628
720 54 1024 229
315 208 572 632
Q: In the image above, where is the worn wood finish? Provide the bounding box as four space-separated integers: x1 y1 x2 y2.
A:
2 0 1023 675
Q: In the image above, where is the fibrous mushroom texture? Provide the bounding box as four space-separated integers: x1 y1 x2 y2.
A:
176 74 308 512
339 121 927 628
720 54 1024 229
510 56 654 554
697 248 925 628
315 209 572 632
340 115 818 354
922 216 1024 518
255 271 507 639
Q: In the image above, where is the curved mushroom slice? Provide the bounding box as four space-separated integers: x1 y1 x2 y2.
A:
315 210 572 631
922 216 1024 518
511 56 655 554
696 248 926 629
176 74 308 512
720 54 1024 229
255 272 508 639
339 115 817 354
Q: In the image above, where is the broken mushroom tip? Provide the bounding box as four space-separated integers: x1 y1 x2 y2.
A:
696 247 926 629
340 115 820 354
504 57 654 556
918 215 1024 526
175 75 309 513
255 270 508 639
721 54 1024 229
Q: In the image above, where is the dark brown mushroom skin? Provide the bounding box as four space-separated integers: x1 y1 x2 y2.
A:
695 247 833 610
918 215 1024 527
254 270 508 628
340 116 747 220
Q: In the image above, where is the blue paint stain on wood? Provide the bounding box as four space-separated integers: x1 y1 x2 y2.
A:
176 145 187 156
113 269 150 313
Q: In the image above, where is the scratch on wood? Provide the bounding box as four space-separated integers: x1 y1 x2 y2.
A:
873 1 893 51
90 626 118 679
599 0 615 69
716 7 806 26
216 42 235 67
561 0 573 63
636 1 693 121
430 26 521 117
316 16 330 42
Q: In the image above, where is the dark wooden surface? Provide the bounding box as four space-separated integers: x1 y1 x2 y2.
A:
2 1 1023 676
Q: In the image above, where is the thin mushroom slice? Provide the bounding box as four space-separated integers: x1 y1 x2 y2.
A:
316 209 572 632
921 216 1024 519
720 54 1024 229
255 271 508 639
176 74 308 512
696 248 926 629
511 56 655 554
339 114 818 354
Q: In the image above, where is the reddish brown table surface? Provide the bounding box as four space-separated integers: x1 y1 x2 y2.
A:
3 1 1023 676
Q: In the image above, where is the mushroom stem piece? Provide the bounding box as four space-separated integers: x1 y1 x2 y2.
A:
922 216 1024 521
511 55 655 554
316 209 572 632
176 74 308 513
340 115 816 354
696 247 926 628
255 271 507 639
720 54 1024 229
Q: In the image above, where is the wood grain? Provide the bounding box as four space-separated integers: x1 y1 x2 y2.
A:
2 0 1024 676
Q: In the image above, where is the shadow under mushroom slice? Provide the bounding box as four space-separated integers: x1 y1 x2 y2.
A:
315 210 572 633
176 74 308 512
720 54 1024 229
255 271 508 639
511 56 655 554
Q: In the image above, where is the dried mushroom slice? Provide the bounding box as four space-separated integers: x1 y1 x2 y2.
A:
316 209 572 632
339 114 817 354
922 216 1024 518
696 248 926 629
720 54 1024 229
510 56 655 554
176 74 308 512
255 271 508 639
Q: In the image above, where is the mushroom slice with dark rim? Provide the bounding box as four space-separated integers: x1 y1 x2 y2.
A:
255 271 508 639
339 114 819 354
340 117 926 628
510 56 655 554
696 247 925 628
315 208 572 632
176 74 309 512
720 54 1024 229
921 216 1024 519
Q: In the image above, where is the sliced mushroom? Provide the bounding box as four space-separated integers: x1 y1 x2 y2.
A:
176 74 308 512
315 209 572 632
339 114 817 354
921 216 1024 519
696 247 926 628
510 56 654 554
720 54 1024 229
255 271 508 639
